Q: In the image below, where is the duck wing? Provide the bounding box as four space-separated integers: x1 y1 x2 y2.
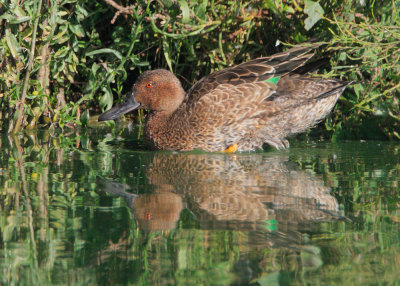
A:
185 44 319 104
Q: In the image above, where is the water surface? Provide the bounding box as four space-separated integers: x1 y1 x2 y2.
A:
0 128 399 285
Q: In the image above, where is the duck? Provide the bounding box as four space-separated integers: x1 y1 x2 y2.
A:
98 44 349 152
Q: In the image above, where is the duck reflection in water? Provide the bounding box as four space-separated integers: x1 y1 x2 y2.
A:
98 153 343 234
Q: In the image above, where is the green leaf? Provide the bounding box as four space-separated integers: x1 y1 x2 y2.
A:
353 83 364 99
53 25 68 41
5 30 20 59
58 11 69 17
52 60 66 78
9 16 31 24
283 4 295 14
338 51 347 62
304 0 324 31
14 5 27 18
80 109 90 125
178 0 190 23
66 73 74 82
69 23 85 38
195 0 208 20
91 63 100 75
161 0 175 9
262 0 279 11
0 13 14 21
54 46 69 58
86 49 123 60
162 40 173 71
76 5 88 19
100 87 113 111
58 36 70 44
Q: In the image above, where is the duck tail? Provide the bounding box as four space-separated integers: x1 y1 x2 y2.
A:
313 81 354 101
292 58 330 74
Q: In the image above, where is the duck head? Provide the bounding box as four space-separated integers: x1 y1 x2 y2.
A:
98 69 185 121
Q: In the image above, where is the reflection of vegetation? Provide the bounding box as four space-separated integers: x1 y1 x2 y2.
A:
0 132 400 284
289 141 400 284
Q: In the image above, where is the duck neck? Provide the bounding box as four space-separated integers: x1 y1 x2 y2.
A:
148 109 170 123
145 110 173 135
144 84 186 149
146 85 185 131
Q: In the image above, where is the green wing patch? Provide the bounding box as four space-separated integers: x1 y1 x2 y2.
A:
265 76 280 85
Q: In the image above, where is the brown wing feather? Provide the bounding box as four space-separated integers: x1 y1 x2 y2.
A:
185 44 319 103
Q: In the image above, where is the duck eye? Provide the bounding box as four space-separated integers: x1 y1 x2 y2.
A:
146 83 152 88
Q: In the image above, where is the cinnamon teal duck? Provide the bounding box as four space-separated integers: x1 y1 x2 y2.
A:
99 44 349 152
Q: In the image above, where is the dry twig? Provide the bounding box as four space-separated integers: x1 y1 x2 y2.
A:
102 0 134 24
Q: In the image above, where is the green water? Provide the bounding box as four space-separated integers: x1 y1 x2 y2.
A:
1 128 399 285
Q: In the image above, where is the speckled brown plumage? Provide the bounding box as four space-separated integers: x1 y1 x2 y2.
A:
99 44 349 152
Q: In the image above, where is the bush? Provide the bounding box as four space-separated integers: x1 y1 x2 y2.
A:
0 0 399 139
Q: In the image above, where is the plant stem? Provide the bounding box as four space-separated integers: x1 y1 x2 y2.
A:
11 0 43 134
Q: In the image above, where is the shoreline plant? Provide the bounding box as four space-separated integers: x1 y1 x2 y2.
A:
0 0 398 140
